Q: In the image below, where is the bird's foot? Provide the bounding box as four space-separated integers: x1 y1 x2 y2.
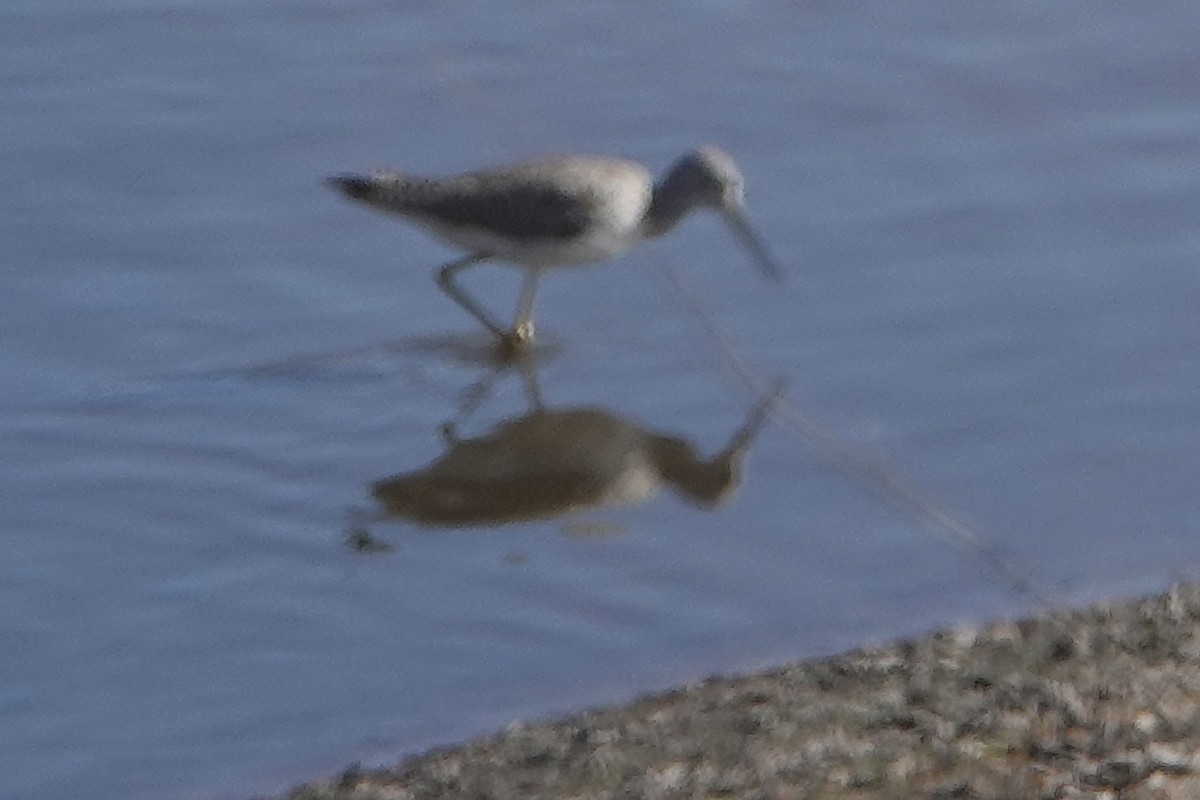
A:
495 321 535 359
513 319 535 344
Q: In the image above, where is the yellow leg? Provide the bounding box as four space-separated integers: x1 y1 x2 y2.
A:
513 268 539 344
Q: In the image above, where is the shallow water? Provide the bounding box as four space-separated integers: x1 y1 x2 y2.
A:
3 2 1199 798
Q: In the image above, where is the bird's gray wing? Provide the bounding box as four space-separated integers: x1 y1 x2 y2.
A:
411 176 596 240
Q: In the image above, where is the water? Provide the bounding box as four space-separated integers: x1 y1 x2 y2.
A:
4 1 1199 798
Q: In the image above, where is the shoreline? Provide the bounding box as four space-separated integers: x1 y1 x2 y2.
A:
267 583 1200 799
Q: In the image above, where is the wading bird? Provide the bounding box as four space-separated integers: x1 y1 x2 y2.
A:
327 146 781 351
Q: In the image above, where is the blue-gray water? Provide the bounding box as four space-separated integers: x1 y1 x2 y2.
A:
4 2 1199 798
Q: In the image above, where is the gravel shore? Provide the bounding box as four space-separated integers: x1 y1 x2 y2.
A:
268 583 1200 800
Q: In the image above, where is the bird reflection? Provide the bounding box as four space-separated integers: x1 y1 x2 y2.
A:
369 357 783 529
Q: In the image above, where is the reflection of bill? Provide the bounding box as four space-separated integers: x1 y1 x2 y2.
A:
371 385 783 529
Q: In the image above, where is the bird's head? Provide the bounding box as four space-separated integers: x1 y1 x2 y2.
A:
665 146 781 281
672 146 747 211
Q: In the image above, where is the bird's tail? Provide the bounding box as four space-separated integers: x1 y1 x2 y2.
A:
324 169 411 212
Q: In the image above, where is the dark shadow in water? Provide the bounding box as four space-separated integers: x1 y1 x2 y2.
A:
363 354 784 534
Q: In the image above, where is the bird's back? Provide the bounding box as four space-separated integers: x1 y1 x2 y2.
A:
330 155 654 265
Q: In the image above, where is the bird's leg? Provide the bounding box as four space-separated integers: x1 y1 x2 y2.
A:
513 268 540 345
436 254 510 342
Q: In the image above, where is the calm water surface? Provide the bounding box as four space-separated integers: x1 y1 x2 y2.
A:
4 2 1199 798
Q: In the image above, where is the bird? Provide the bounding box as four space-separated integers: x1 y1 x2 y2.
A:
326 146 781 351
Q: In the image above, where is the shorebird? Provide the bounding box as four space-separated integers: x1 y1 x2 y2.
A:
326 146 781 350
